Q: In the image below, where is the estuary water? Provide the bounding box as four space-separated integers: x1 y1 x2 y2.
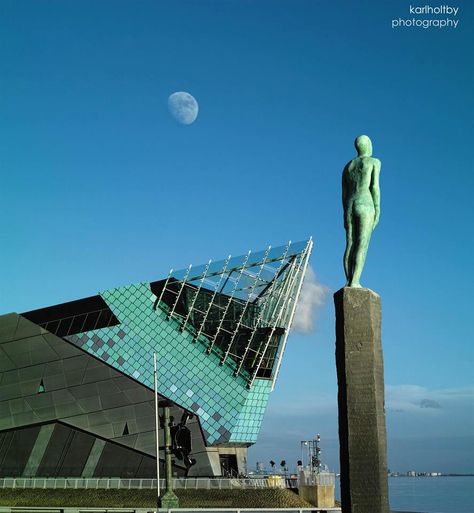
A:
335 476 473 513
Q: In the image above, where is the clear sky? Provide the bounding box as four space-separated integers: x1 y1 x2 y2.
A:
1 0 473 473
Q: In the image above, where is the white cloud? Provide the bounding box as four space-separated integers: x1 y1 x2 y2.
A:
385 384 474 413
291 266 329 334
251 384 474 473
420 398 441 409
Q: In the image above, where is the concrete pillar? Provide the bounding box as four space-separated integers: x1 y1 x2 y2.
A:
298 470 335 508
334 287 390 513
299 483 335 507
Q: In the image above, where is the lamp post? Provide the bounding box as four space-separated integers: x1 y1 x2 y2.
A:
301 440 308 469
160 400 179 509
153 353 161 509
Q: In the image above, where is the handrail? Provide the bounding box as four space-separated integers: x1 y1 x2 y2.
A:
0 477 294 490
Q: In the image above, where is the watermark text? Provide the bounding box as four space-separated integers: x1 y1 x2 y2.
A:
392 5 460 29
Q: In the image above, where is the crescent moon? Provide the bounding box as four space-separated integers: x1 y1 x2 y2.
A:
168 92 199 125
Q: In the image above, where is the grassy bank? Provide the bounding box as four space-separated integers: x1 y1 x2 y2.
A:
0 488 313 508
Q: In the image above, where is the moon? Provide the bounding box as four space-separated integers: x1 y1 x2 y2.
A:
168 92 199 125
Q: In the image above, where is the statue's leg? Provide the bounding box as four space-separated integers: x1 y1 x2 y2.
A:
343 223 353 284
349 208 373 287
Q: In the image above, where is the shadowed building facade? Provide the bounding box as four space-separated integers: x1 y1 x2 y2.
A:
0 240 312 478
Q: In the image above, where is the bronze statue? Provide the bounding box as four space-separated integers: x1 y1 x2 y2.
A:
342 135 381 287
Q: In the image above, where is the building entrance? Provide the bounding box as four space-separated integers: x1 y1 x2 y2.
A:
219 454 238 477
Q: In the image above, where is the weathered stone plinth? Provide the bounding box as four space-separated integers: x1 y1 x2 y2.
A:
334 287 389 513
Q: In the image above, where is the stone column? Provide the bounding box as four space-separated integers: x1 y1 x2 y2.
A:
334 287 390 513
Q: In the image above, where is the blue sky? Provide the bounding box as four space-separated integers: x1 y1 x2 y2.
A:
1 1 473 473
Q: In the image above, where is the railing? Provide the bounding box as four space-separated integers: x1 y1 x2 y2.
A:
0 477 283 490
0 508 342 513
298 472 335 487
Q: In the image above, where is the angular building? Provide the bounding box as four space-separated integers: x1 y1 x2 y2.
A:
0 240 312 478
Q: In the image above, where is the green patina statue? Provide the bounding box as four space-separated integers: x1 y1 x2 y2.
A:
342 135 381 288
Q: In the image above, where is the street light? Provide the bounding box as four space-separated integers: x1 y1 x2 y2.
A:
153 353 161 509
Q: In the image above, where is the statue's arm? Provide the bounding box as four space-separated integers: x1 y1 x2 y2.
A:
370 159 381 229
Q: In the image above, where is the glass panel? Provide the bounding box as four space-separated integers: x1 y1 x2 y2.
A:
155 239 312 380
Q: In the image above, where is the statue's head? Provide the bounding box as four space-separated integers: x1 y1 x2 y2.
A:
355 135 372 157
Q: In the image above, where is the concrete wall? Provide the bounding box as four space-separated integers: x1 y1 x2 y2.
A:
299 484 335 508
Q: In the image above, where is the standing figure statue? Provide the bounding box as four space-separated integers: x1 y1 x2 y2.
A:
342 135 381 287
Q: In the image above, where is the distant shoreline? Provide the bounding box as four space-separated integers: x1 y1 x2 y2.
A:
388 474 474 477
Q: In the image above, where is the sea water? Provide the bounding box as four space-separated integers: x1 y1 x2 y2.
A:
335 476 473 513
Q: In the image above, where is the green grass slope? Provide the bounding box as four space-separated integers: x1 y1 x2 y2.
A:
0 488 313 508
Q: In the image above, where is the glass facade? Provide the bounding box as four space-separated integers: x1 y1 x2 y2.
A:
18 239 312 447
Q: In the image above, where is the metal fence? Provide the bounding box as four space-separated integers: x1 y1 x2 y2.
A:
298 473 335 487
0 508 342 513
0 477 283 490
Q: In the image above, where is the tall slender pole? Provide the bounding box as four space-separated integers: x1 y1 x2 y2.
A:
153 353 161 505
164 405 173 490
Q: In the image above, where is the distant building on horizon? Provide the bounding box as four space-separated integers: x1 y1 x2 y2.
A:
0 240 312 478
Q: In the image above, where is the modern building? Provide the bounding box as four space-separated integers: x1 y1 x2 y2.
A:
0 240 312 478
